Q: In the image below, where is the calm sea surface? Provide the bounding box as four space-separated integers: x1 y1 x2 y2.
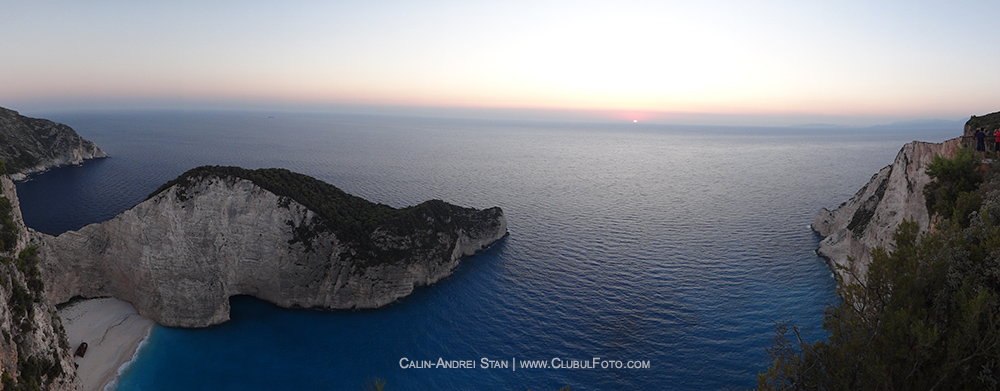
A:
16 111 955 390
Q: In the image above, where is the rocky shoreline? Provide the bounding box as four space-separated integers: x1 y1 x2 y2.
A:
0 107 508 390
812 137 960 282
0 107 106 181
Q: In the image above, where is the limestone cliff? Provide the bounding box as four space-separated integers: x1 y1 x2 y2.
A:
35 167 508 328
812 138 960 283
0 176 81 390
0 107 106 181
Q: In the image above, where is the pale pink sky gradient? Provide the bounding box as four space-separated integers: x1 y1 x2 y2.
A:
2 1 999 125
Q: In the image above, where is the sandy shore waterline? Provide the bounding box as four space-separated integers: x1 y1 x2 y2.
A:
58 298 155 391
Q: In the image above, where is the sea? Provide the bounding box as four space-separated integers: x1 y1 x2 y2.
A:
15 111 957 390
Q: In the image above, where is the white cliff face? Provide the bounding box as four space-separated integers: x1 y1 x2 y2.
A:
812 138 960 283
36 175 507 328
3 177 29 253
0 176 82 391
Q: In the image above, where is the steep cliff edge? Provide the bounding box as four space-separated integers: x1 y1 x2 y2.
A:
812 138 960 282
0 107 106 181
0 176 81 390
35 166 508 328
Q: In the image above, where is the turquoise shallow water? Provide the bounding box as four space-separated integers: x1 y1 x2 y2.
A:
16 112 955 390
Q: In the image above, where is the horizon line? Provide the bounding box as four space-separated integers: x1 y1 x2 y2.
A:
4 100 978 129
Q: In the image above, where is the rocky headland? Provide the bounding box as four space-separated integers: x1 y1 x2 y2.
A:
0 107 106 181
34 166 508 328
812 138 960 282
808 112 1000 283
0 109 506 389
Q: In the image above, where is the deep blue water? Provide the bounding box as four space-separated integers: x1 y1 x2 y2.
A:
16 111 956 390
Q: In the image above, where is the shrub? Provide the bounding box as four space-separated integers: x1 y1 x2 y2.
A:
0 197 17 253
759 151 1000 390
16 246 43 295
924 147 982 225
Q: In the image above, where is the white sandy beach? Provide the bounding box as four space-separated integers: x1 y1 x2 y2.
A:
58 298 155 391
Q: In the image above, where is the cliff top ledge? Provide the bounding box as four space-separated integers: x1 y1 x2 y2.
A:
146 165 503 259
815 110 1000 283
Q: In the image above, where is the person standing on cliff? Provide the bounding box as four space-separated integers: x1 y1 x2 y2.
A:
975 128 987 159
994 128 1000 158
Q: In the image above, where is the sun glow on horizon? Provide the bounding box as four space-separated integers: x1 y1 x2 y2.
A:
1 1 999 125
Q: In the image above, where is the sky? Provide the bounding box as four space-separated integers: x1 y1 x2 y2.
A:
2 0 999 126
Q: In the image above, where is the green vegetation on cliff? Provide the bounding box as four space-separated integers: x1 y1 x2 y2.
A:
4 247 45 329
967 111 1000 134
0 170 15 253
0 107 106 176
148 166 398 244
148 166 492 262
0 177 63 391
924 147 984 226
0 197 15 254
758 151 1000 390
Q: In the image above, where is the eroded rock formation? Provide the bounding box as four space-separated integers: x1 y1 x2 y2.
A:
812 138 960 282
35 168 508 327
